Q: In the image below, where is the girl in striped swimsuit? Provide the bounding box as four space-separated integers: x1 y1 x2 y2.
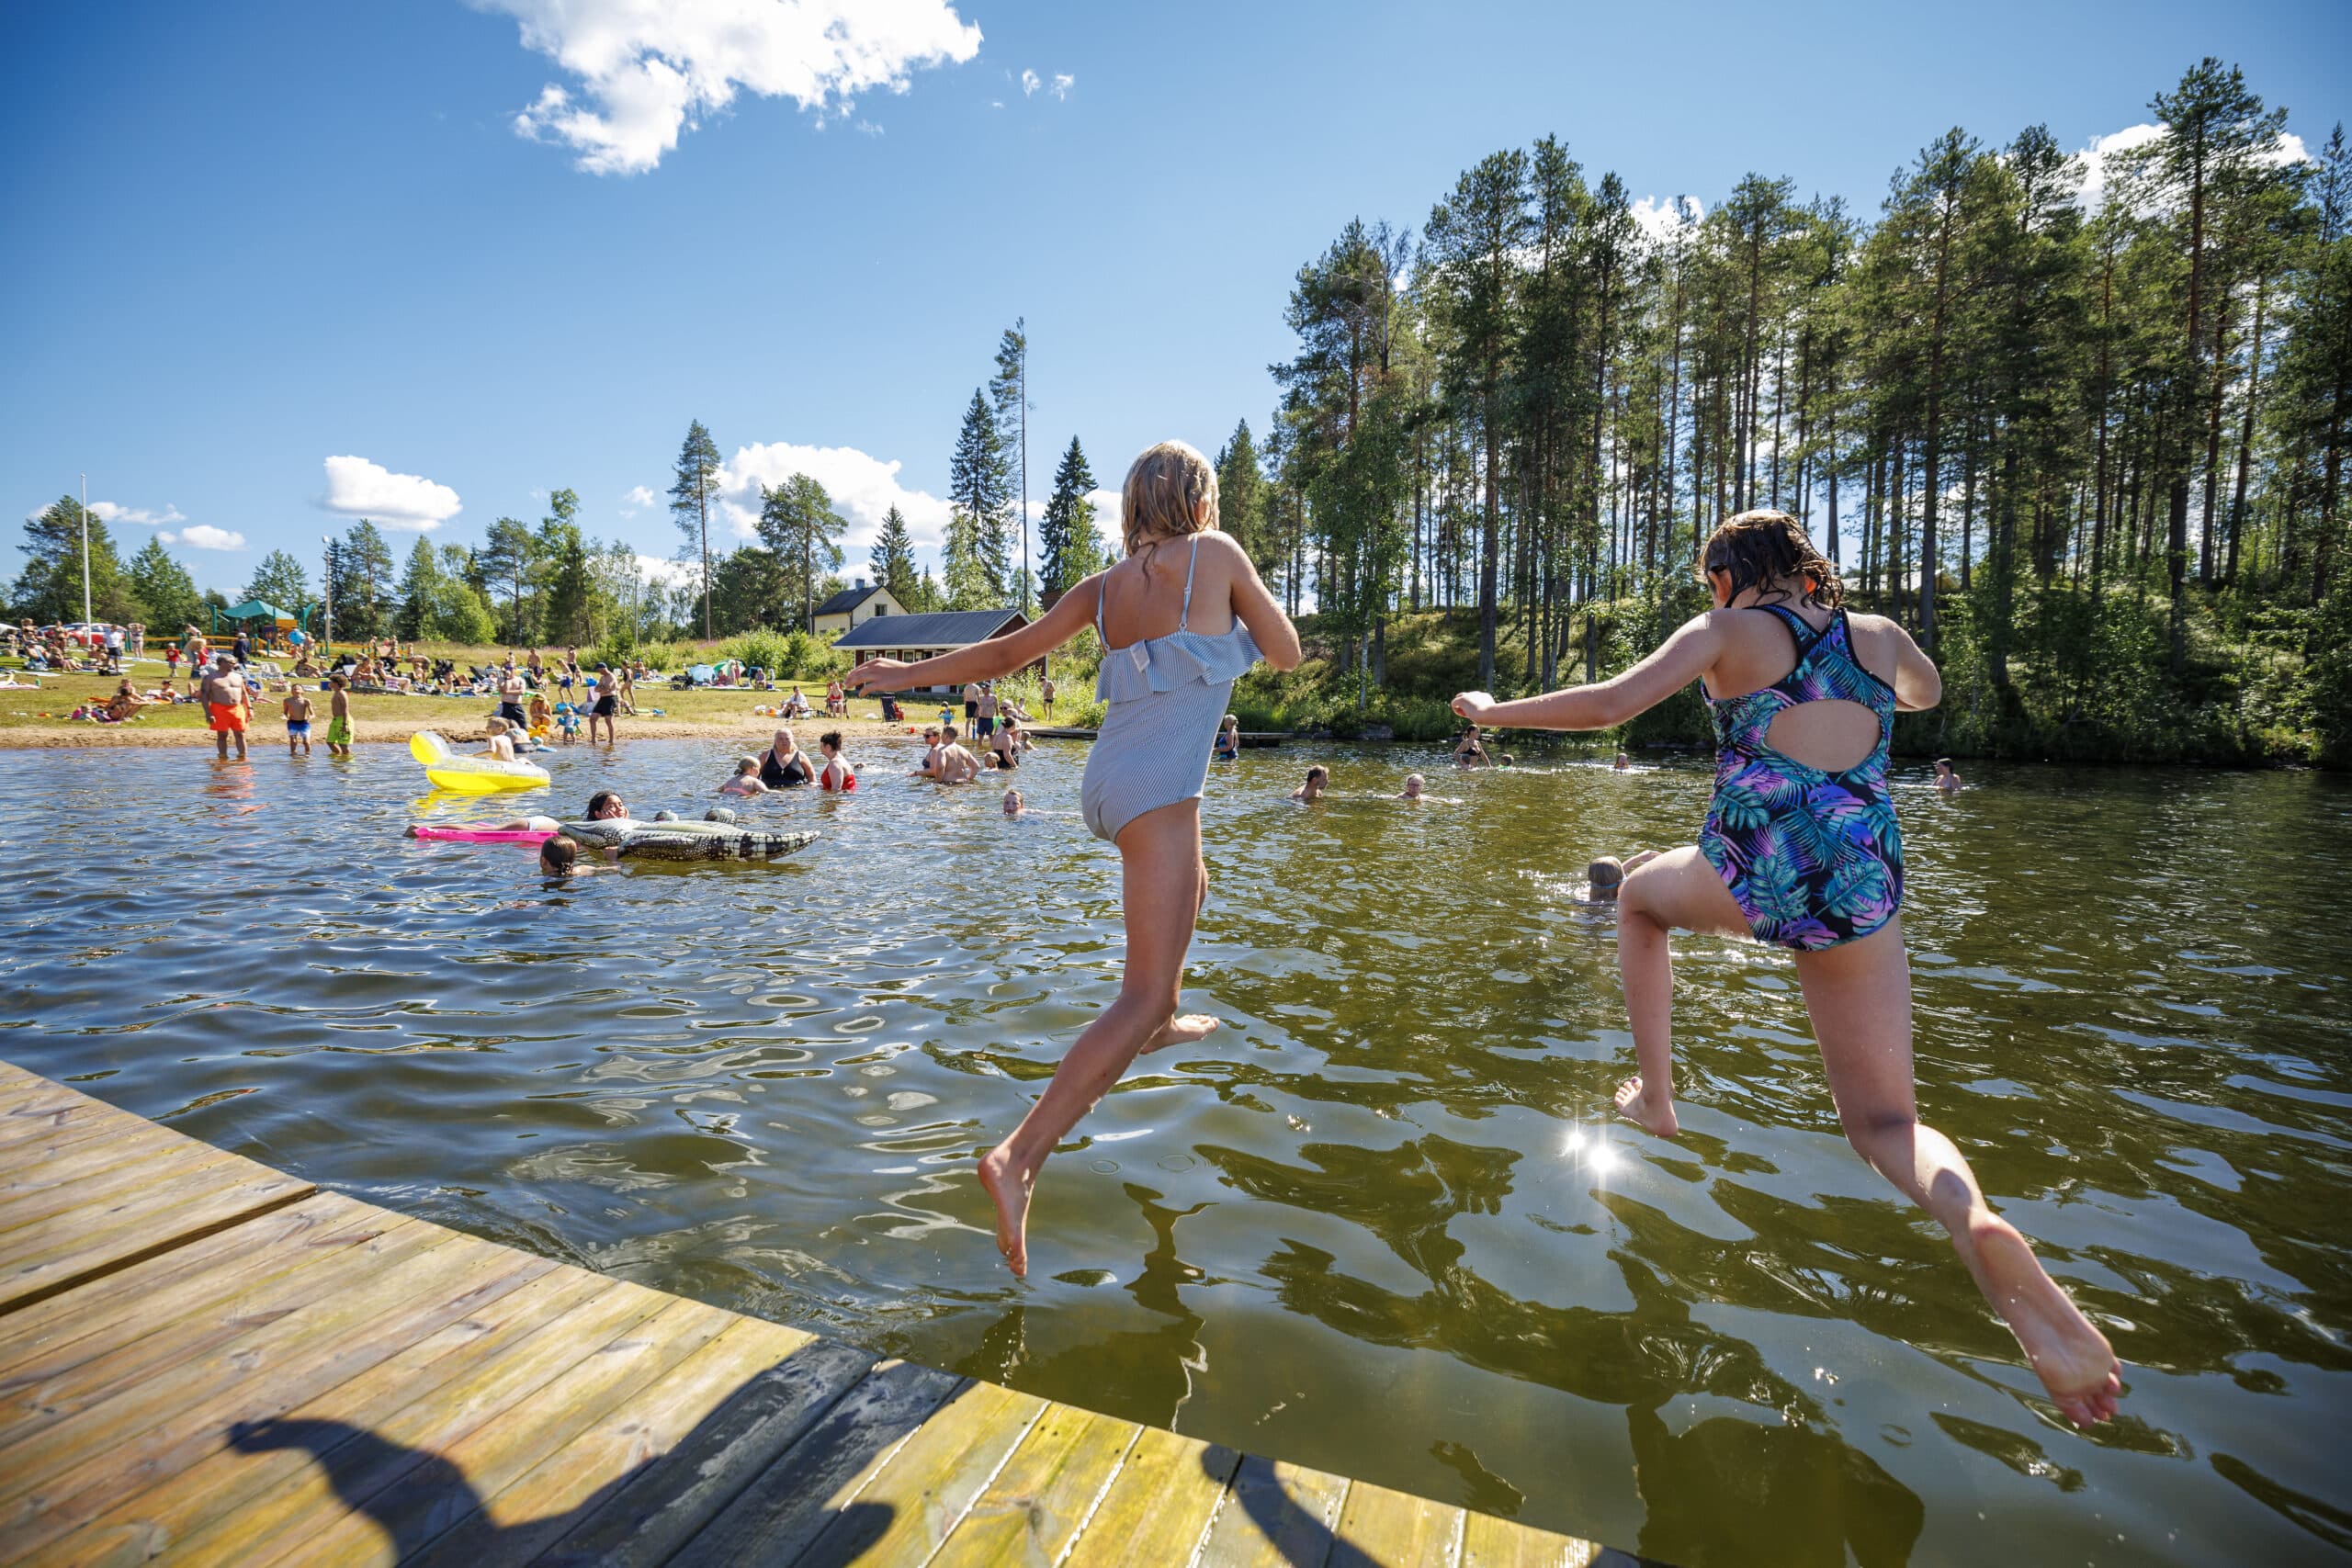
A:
1452 510 2121 1428
846 441 1302 1277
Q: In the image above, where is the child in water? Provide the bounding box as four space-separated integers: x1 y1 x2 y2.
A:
847 439 1302 1277
1214 714 1241 760
538 834 578 876
1002 787 1026 818
1451 509 2122 1427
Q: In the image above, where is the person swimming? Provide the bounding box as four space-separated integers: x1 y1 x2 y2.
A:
1292 764 1329 802
1581 850 1660 901
844 438 1301 1279
1934 757 1964 792
1399 773 1425 800
1450 508 2122 1427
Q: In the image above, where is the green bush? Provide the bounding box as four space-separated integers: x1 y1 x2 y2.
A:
721 630 793 676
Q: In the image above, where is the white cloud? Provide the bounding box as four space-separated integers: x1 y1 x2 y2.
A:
635 553 698 587
1086 488 1124 543
89 501 186 527
1631 195 1702 243
1020 68 1040 96
484 0 984 175
163 525 246 551
716 440 953 555
2075 123 2163 213
1050 73 1072 100
320 455 462 531
619 484 661 517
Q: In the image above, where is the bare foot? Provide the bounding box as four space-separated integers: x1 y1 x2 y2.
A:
976 1145 1035 1279
1969 1213 2123 1426
1613 1075 1679 1137
1142 1013 1220 1055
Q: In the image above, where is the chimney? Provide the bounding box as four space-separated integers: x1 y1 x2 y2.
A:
855 577 870 590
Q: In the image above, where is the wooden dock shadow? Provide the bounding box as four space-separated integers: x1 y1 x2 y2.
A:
222 1343 906 1565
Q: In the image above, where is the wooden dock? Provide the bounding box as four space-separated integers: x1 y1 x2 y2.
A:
1026 729 1291 748
0 1060 1628 1566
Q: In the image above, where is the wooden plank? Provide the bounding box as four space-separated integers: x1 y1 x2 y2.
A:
0 1230 552 1556
794 1375 1048 1567
1459 1513 1608 1568
269 1291 738 1566
0 1193 387 1367
151 1272 667 1568
0 1122 238 1226
677 1359 964 1565
30 1266 616 1568
1329 1481 1465 1567
0 1207 414 1441
0 1166 315 1315
1060 1427 1243 1568
536 1336 878 1568
400 1314 817 1568
0 1094 120 1156
1194 1454 1354 1568
927 1403 1144 1568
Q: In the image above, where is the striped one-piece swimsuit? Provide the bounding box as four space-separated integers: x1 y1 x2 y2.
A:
1080 538 1261 842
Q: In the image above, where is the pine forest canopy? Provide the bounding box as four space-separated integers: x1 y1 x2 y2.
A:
1241 57 2352 765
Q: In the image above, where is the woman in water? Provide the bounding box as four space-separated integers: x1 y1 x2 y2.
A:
848 439 1301 1277
817 731 857 792
1213 714 1241 761
759 728 814 788
1452 509 2121 1427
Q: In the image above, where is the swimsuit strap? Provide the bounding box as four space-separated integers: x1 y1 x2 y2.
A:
1180 536 1199 631
1095 573 1108 640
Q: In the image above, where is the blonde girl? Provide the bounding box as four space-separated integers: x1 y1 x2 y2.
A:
1451 510 2122 1427
848 441 1302 1276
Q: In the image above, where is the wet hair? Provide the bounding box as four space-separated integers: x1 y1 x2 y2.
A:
1121 440 1219 556
943 725 959 740
820 730 842 752
1306 765 1329 783
704 807 737 823
539 835 577 874
586 789 623 818
735 755 760 773
1935 756 1954 770
1587 855 1625 899
1699 510 1845 609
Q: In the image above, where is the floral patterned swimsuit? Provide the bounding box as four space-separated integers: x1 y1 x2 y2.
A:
1698 604 1903 951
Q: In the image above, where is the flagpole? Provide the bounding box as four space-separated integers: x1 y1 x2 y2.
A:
79 473 92 626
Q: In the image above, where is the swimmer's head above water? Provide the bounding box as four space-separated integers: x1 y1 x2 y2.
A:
1002 788 1023 817
1400 773 1425 800
1586 855 1625 900
539 834 577 875
585 789 627 820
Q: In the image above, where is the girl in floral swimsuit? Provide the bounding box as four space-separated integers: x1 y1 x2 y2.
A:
1452 510 2123 1429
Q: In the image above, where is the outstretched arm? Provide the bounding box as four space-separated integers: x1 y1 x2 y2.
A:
1453 614 1724 731
845 578 1102 693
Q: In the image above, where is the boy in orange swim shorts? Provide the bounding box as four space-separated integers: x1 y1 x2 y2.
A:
199 654 249 761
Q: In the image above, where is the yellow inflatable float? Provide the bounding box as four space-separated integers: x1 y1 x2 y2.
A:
409 730 550 794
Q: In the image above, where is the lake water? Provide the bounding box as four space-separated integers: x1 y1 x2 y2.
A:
3 739 2346 1567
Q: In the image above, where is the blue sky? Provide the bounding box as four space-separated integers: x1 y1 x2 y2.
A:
5 0 2345 596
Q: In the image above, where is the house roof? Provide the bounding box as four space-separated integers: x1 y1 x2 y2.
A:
831 609 1025 649
814 582 890 617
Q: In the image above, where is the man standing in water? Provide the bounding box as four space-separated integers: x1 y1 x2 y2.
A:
199 653 248 761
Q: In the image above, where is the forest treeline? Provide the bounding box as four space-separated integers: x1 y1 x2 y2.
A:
1211 59 2352 764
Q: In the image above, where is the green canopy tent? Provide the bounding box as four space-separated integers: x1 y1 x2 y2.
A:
213 601 294 630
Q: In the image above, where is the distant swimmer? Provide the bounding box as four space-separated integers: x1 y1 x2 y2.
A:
1934 757 1964 793
1613 750 1632 771
1580 850 1661 901
1453 725 1489 768
1291 764 1329 802
1398 773 1426 800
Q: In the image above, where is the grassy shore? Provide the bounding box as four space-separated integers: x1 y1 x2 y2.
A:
0 667 945 749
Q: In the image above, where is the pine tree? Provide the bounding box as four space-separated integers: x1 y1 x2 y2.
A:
338 519 396 639
243 549 311 612
947 389 1012 599
941 507 993 609
868 506 918 603
669 418 723 638
394 536 440 640
756 475 847 630
126 537 202 630
989 320 1032 610
1039 435 1102 594
12 495 131 624
1216 421 1267 570
479 519 537 646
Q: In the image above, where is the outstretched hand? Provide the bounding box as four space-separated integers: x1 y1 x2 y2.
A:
1452 691 1496 722
843 659 908 693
